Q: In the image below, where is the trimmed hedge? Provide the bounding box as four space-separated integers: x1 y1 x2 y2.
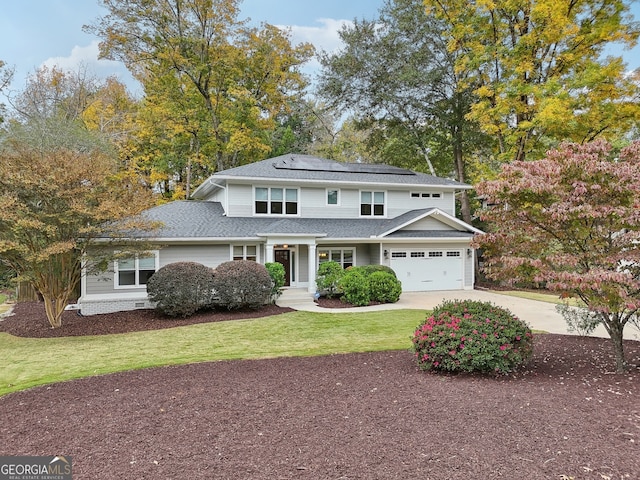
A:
316 263 402 305
358 264 397 278
339 269 371 306
146 262 216 317
212 261 272 310
368 271 401 303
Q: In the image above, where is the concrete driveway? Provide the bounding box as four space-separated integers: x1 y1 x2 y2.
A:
277 288 640 340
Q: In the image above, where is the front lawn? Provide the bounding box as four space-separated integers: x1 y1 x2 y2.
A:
0 309 425 396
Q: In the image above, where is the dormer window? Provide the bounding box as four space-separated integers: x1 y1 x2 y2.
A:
361 191 385 216
255 187 298 215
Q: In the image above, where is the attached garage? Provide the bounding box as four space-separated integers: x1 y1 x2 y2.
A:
390 249 464 292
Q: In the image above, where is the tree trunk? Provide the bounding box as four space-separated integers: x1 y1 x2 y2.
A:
420 146 436 176
42 294 67 329
453 139 472 224
608 320 626 374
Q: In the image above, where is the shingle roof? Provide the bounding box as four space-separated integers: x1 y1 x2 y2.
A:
134 201 474 240
193 155 468 198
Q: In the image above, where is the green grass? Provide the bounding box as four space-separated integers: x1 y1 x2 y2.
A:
490 289 583 306
0 309 426 397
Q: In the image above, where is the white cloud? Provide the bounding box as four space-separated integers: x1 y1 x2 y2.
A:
275 18 353 82
41 40 140 93
284 18 353 54
42 40 118 72
36 19 354 90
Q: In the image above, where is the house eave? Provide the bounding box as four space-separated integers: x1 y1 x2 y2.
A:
206 174 472 191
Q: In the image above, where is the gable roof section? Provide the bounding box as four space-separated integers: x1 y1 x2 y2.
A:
379 208 484 237
128 201 480 241
192 154 470 198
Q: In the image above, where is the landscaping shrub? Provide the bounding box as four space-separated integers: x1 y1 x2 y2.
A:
212 260 272 310
339 268 370 306
265 262 285 303
368 271 402 303
315 261 344 298
147 262 216 318
411 299 533 374
358 264 397 278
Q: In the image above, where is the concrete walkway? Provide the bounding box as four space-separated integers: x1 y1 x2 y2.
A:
277 288 640 341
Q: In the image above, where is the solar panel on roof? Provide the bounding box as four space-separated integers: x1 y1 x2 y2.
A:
273 156 415 175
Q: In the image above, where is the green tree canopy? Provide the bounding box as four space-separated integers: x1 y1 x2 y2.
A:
317 0 491 222
425 0 640 162
87 0 315 197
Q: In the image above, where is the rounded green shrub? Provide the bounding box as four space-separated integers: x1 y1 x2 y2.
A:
315 261 344 298
264 262 286 303
212 260 272 310
358 264 397 278
146 262 216 317
339 268 370 306
411 299 533 374
368 271 402 303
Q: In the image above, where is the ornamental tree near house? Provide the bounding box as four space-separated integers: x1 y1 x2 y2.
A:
474 140 640 373
0 66 158 329
0 138 157 329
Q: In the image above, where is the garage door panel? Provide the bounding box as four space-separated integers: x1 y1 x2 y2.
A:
391 250 463 292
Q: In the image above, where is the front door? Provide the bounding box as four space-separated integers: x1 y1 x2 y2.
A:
274 249 291 286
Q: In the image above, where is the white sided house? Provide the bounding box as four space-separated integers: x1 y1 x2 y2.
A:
79 155 483 315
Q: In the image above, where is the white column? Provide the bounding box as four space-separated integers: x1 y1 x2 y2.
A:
307 243 317 293
265 241 275 263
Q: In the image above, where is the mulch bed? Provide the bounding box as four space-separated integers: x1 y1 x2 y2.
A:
0 302 295 338
1 302 640 479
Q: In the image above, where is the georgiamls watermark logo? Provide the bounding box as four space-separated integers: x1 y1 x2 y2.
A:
0 455 72 480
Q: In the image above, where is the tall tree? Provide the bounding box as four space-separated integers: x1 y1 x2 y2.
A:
475 140 640 372
317 0 489 223
425 0 640 162
0 68 156 328
0 140 155 328
86 0 314 196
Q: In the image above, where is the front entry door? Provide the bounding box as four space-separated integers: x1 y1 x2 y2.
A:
274 249 291 286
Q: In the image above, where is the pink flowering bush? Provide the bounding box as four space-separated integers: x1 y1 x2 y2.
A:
411 300 533 374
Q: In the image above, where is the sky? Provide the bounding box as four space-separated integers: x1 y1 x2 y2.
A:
0 0 385 96
1 0 639 97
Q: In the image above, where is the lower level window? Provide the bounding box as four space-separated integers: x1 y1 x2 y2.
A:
115 252 158 288
233 245 257 261
318 248 354 268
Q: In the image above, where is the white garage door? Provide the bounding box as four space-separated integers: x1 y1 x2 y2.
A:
390 249 463 292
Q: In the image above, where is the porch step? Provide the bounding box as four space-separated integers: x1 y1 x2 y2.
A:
276 288 315 308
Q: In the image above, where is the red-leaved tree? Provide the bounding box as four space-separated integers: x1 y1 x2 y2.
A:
474 140 640 372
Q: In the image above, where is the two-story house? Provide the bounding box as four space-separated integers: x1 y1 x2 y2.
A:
78 154 483 315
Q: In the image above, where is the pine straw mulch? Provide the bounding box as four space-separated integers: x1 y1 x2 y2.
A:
1 301 639 479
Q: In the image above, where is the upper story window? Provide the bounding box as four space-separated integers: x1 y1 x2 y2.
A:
115 251 159 289
327 188 340 206
360 191 385 216
255 187 298 215
233 245 257 261
410 192 442 198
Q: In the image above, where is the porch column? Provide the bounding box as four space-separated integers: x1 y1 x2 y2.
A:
307 243 317 293
265 241 275 263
